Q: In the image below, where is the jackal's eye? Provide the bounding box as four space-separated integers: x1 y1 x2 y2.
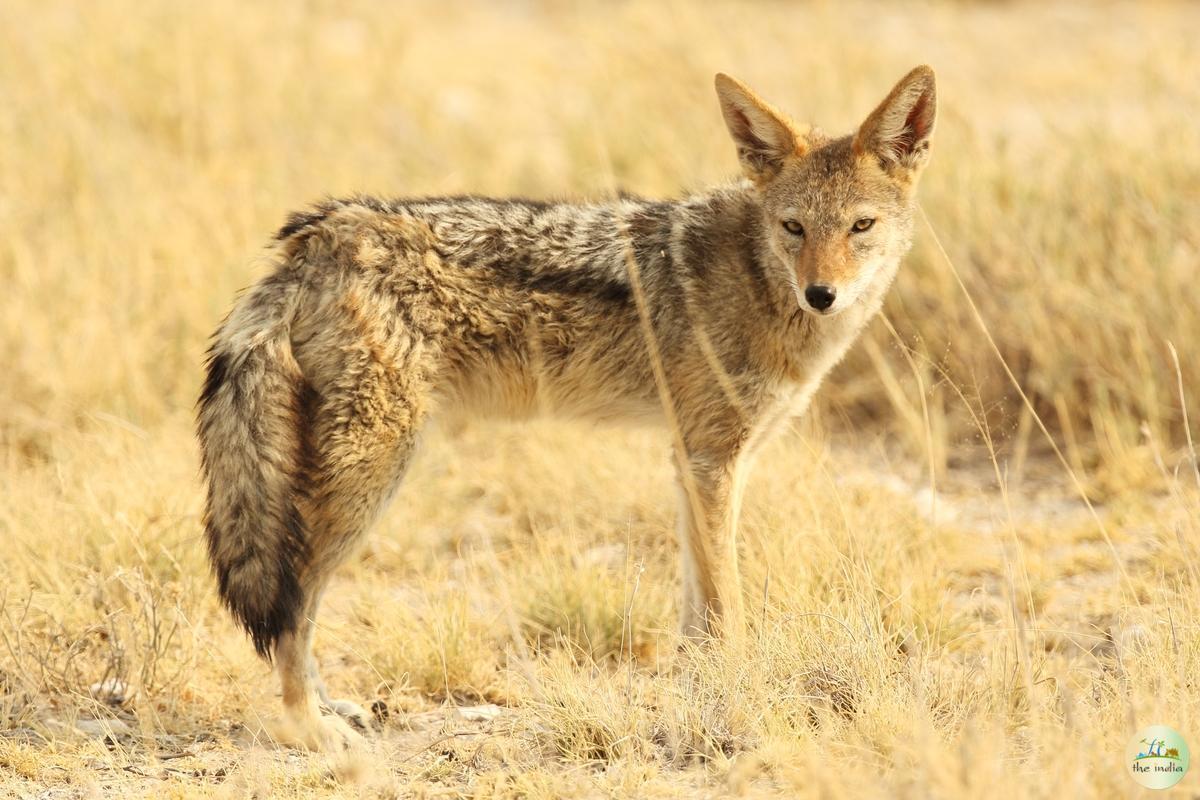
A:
781 219 805 237
851 218 876 233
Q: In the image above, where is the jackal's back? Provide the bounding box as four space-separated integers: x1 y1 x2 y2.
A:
274 191 771 422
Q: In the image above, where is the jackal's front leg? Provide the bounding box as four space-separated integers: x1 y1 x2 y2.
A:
675 455 747 641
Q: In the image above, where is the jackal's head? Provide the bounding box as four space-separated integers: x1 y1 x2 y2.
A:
715 66 936 316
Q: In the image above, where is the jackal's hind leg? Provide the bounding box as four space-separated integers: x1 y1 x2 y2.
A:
271 360 428 750
271 610 362 751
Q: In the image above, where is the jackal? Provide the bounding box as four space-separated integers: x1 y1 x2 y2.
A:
198 66 936 748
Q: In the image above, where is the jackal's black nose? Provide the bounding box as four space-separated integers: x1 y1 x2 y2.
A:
804 284 836 311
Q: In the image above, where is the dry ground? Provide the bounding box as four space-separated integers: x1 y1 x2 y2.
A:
2 1 1199 798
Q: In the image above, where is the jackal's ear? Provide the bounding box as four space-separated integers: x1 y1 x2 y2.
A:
854 65 937 182
715 73 808 183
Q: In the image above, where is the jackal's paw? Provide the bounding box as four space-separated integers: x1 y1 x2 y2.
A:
268 710 364 752
321 698 375 732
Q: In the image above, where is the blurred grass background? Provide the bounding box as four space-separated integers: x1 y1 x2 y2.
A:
1 1 1198 797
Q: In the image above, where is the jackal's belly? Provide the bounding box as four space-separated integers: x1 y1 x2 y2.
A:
437 355 664 427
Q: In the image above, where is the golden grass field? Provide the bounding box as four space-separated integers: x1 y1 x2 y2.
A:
2 1 1199 797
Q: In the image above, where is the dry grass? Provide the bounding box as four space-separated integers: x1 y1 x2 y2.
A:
2 1 1199 797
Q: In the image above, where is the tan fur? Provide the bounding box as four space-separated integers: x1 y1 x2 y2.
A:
197 66 937 749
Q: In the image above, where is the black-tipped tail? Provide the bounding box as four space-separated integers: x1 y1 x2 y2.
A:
197 296 312 659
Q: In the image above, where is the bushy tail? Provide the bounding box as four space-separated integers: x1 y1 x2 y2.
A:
197 270 312 659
